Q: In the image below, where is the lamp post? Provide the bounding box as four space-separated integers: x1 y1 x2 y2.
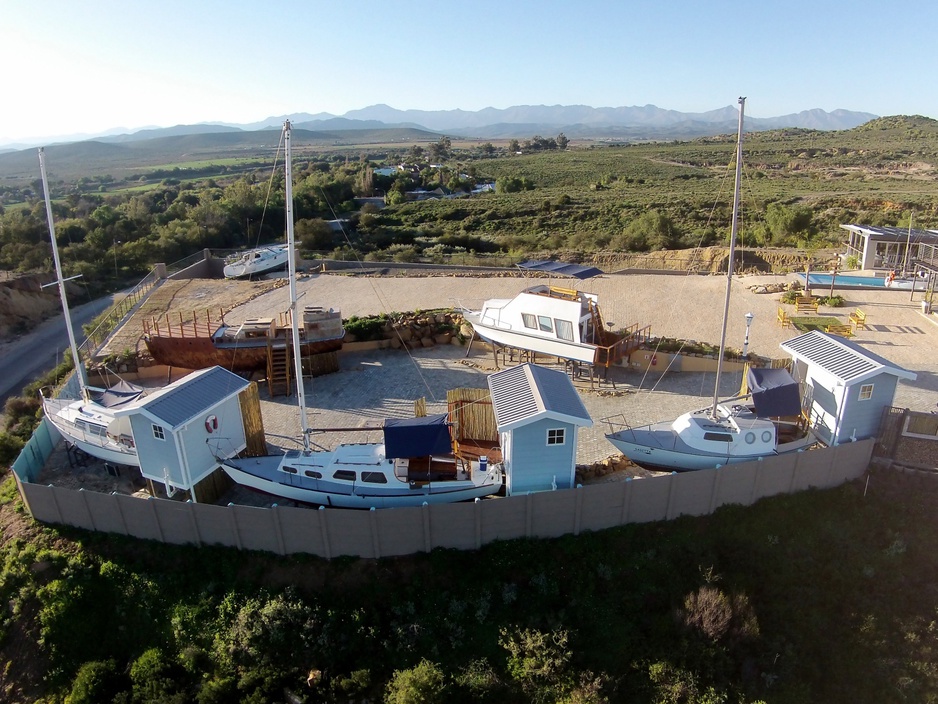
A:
113 239 120 281
743 312 754 358
829 261 839 299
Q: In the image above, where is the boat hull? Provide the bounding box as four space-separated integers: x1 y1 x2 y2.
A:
464 313 598 364
144 336 343 372
222 458 501 509
44 407 140 467
605 432 768 471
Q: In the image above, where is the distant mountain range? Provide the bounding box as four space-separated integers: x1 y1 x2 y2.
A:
1 103 878 151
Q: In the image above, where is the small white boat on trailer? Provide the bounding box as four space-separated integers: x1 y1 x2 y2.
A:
223 244 290 278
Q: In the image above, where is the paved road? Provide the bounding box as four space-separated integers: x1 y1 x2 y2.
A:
0 294 115 421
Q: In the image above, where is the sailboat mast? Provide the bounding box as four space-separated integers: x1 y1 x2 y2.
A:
710 97 746 418
283 121 311 450
38 147 89 399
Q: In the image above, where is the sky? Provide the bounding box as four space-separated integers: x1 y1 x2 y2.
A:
3 0 938 146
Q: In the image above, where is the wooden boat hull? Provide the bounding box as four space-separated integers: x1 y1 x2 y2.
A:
144 335 343 372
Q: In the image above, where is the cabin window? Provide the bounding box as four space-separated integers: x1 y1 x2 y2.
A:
858 383 874 401
547 428 566 446
522 313 537 329
304 469 322 479
152 424 165 441
554 319 574 341
74 420 87 431
537 315 553 332
361 471 388 484
282 466 298 475
703 432 734 443
333 469 356 482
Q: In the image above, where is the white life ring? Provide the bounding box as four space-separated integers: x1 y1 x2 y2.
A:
205 415 218 433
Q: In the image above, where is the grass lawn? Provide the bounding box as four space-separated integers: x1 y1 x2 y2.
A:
791 315 841 332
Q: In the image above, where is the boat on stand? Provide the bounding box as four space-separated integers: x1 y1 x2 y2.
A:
36 148 146 467
219 121 504 508
223 244 290 279
603 98 815 471
461 261 646 370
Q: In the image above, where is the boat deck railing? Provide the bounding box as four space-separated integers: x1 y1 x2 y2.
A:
144 309 226 339
593 323 652 368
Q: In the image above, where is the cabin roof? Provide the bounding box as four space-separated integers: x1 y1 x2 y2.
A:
488 363 592 431
780 330 917 384
114 366 250 428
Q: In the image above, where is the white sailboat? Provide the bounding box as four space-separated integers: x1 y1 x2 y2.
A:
604 98 815 471
223 243 290 278
37 148 145 466
220 121 503 508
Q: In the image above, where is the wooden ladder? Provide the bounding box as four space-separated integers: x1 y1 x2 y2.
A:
266 338 293 397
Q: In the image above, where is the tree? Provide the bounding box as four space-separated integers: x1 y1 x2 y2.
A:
384 659 447 704
556 132 569 150
508 139 520 153
480 142 496 157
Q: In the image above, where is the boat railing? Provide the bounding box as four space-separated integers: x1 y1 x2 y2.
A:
601 414 635 434
593 323 652 367
143 308 226 339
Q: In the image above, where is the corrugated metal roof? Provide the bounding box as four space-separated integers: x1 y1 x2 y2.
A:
839 224 938 244
139 366 250 428
780 330 916 384
488 364 591 429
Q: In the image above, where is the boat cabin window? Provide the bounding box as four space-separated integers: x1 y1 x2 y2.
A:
304 470 322 479
554 319 574 341
858 383 874 401
75 420 87 432
703 432 734 443
282 466 298 474
522 313 537 329
333 469 356 482
547 428 566 446
361 471 388 484
537 316 553 332
152 424 166 441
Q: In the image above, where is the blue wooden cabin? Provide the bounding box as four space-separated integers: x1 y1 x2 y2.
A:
487 363 592 494
780 330 916 446
114 366 251 500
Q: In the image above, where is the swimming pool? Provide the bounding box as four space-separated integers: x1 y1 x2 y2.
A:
796 273 927 291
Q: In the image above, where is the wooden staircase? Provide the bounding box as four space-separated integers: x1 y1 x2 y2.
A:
266 337 293 397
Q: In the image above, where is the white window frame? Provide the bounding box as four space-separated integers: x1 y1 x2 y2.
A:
546 428 566 446
152 424 166 441
858 383 874 401
522 313 537 329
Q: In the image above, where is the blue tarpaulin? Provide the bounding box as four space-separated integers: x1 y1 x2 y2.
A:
90 380 147 409
747 368 802 418
383 414 453 459
517 260 603 280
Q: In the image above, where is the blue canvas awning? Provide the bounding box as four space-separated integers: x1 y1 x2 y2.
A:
383 414 453 459
90 380 147 409
747 368 802 418
517 260 603 280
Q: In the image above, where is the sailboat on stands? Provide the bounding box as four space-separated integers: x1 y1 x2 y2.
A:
219 121 503 508
223 244 290 279
36 148 146 467
604 98 815 471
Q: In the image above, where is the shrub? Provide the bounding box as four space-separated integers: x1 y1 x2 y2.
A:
66 659 125 704
385 659 447 704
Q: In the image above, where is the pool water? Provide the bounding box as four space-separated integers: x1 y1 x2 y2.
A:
796 273 926 290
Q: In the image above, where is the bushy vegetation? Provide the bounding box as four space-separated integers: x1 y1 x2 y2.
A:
0 474 936 702
3 116 937 292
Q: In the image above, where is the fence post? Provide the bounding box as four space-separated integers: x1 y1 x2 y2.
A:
227 504 242 550
788 454 803 493
750 458 764 504
268 505 285 555
619 478 633 525
48 485 64 524
474 499 482 549
112 492 129 536
187 500 203 547
422 503 432 552
79 489 97 530
318 506 332 559
525 493 534 537
148 498 165 542
665 472 678 520
708 466 724 513
369 508 381 559
573 485 584 536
